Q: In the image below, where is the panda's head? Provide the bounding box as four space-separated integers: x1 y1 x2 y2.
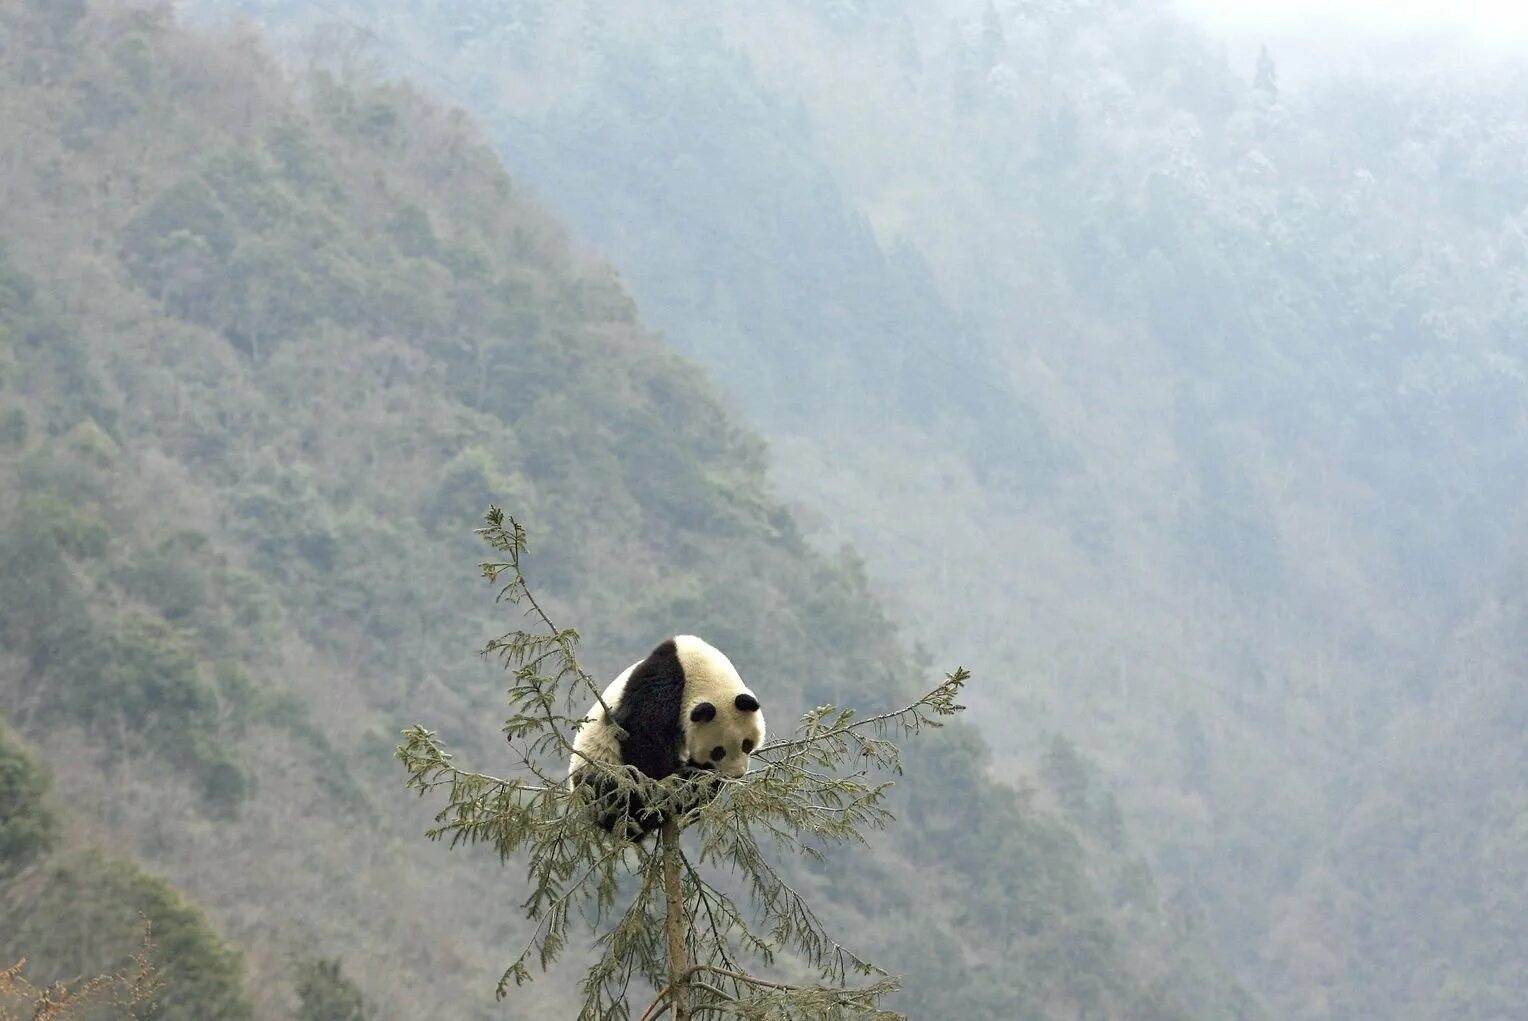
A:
674 635 765 779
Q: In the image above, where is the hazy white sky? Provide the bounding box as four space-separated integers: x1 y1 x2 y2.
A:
1174 0 1528 38
1171 0 1528 83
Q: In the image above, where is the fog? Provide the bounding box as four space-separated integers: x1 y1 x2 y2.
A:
1173 0 1528 81
1174 0 1528 39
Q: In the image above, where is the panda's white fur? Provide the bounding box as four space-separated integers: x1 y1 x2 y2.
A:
568 635 765 838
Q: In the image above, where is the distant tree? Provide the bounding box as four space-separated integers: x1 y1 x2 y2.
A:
294 957 369 1021
1093 790 1126 852
580 0 608 52
1252 44 1278 101
1174 711 1210 794
981 2 1006 72
0 721 57 877
397 509 970 1020
25 0 86 41
895 19 922 81
0 923 159 1021
1038 101 1079 165
952 23 980 114
3 846 252 1021
1040 733 1092 820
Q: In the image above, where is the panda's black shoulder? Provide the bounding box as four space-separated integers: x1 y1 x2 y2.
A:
609 638 688 781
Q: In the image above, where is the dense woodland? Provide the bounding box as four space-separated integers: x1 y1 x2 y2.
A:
0 2 1263 1018
191 2 1528 1018
3 0 1526 1016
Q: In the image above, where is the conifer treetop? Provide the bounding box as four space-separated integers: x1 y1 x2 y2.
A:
397 508 969 1020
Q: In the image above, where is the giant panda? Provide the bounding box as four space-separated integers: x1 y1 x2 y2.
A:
567 635 765 839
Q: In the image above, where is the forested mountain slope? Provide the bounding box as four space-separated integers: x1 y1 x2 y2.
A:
0 722 254 1019
195 1 1528 1015
1265 559 1528 1020
0 3 1254 1017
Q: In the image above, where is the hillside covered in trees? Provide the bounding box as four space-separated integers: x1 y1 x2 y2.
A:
0 2 1257 1018
0 722 253 1020
189 1 1528 1017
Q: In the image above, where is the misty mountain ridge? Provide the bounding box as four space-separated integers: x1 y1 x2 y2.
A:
0 2 1258 1018
192 1 1528 1017
2 0 1524 1016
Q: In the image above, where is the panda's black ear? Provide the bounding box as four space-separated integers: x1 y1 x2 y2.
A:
735 693 760 713
690 702 717 723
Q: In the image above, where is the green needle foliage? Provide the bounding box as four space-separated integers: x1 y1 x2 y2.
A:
397 508 970 1020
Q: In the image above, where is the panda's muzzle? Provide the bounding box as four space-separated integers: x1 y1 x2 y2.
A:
686 756 750 779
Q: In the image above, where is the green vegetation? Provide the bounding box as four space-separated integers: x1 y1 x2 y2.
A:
2 853 252 1021
293 958 369 1021
0 722 58 877
0 725 250 1021
0 2 1254 1017
199 1 1528 1016
1 943 158 1021
398 510 968 1019
0 290 314 817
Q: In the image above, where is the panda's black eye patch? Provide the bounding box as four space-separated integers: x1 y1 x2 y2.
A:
735 693 760 712
741 739 754 753
710 746 727 761
690 703 716 723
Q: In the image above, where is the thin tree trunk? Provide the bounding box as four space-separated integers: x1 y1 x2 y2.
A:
660 817 690 1021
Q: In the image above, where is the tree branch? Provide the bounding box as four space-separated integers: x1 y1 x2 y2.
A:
660 817 691 1021
752 671 966 758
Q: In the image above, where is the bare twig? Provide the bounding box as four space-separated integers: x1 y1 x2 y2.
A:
753 672 966 758
478 508 615 719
